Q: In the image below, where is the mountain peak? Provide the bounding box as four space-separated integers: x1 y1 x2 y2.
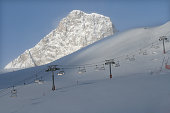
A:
69 10 83 14
69 10 106 18
5 10 116 69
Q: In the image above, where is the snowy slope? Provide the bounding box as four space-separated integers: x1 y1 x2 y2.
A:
5 10 116 69
0 21 170 113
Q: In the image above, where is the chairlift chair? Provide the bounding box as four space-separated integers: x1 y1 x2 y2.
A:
11 89 17 94
58 71 65 76
35 79 44 84
35 76 44 84
152 51 157 54
139 49 143 54
11 86 17 97
151 43 154 48
78 67 86 74
99 64 105 70
95 64 105 70
126 55 135 61
34 79 39 83
129 55 135 61
125 55 130 61
115 62 120 67
151 43 160 49
143 51 148 55
94 65 99 71
154 44 160 49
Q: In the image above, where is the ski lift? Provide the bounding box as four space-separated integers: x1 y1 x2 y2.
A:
126 55 135 61
34 73 44 84
152 51 157 54
11 86 17 97
35 79 44 84
78 67 86 74
151 43 154 48
151 43 160 49
94 65 99 71
139 49 143 55
58 71 65 76
95 64 105 71
35 77 44 84
143 50 148 55
99 64 105 70
165 57 170 69
125 55 130 61
129 55 135 61
115 61 120 67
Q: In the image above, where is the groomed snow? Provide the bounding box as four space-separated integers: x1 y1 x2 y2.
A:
0 21 170 113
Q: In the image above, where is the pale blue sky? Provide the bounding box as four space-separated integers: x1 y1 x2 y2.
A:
0 0 170 69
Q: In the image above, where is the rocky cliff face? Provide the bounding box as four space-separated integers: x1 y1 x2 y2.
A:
5 10 116 69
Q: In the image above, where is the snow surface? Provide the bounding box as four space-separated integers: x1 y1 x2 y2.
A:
0 21 170 113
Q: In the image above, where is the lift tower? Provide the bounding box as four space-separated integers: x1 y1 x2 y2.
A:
46 65 60 91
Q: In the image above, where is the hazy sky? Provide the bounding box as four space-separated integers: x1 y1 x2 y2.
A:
0 0 170 69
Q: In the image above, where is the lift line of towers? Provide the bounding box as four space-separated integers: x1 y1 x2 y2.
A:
2 34 168 100
45 36 170 91
8 35 170 96
0 34 167 98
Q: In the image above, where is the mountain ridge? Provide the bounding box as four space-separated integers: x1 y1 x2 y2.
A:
5 10 116 69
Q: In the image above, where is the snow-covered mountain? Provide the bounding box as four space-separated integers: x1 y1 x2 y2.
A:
0 21 170 113
5 10 116 69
